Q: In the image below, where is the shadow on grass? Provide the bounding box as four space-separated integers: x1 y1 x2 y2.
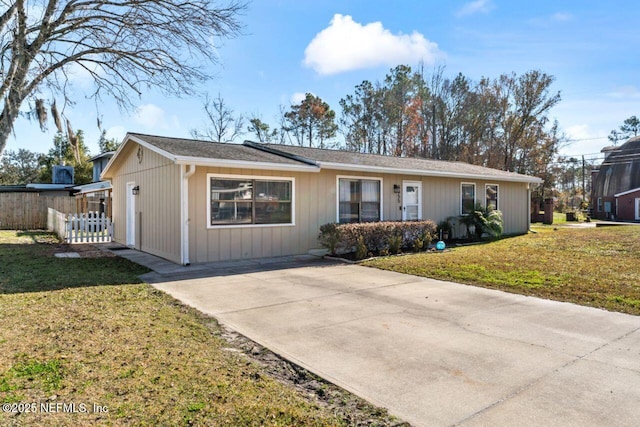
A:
0 241 150 294
15 230 60 244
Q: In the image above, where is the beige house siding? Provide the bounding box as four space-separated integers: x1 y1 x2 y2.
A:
188 168 532 263
108 143 182 263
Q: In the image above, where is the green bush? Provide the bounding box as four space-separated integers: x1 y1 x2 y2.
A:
317 223 341 255
388 234 402 254
459 203 504 241
318 220 437 256
355 236 368 260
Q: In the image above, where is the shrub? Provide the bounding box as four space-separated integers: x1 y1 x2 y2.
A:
318 220 437 256
318 223 341 255
459 203 504 241
355 236 368 260
413 236 424 252
388 234 402 254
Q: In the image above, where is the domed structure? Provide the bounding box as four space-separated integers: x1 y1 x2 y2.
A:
591 136 640 221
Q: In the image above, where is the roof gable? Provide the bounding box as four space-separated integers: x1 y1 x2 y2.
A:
101 133 320 179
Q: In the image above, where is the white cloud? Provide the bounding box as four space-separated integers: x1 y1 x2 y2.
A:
456 0 494 17
566 124 592 141
607 85 640 99
290 92 311 105
303 14 441 75
106 126 127 142
132 104 179 129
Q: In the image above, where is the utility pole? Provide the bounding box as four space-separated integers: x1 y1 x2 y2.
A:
431 102 437 159
582 155 586 203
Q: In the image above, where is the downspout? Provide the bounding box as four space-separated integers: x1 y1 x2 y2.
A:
527 183 532 232
180 164 196 265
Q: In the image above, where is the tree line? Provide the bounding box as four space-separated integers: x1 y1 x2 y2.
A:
193 65 563 194
0 131 119 185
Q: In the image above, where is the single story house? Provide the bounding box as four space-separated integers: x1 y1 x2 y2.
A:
613 187 640 221
101 133 542 265
591 136 640 221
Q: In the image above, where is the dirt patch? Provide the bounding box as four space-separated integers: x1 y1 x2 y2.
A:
217 325 410 426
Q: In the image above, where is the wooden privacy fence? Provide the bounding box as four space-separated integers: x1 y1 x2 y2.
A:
0 193 76 229
47 208 113 244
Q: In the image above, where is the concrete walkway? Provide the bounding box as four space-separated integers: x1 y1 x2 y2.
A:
145 261 640 427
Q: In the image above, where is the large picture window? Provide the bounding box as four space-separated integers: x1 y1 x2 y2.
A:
338 177 381 223
485 184 499 210
461 183 476 215
209 176 293 226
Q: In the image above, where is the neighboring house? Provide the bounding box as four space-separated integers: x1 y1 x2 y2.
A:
613 187 640 221
90 152 115 183
101 133 542 265
73 152 115 215
591 136 640 221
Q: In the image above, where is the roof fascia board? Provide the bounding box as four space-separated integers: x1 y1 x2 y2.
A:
100 134 177 179
174 156 319 172
127 134 178 161
318 161 543 183
614 187 640 197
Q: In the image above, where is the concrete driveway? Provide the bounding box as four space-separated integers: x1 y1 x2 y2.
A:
152 261 640 426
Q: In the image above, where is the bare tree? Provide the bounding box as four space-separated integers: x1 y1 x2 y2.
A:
0 0 246 155
190 93 244 142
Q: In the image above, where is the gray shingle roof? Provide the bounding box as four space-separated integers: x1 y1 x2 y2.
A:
123 133 540 183
253 143 540 182
128 133 306 165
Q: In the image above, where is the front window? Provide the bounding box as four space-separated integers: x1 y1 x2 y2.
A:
461 183 476 215
338 178 381 223
209 177 292 226
486 184 498 210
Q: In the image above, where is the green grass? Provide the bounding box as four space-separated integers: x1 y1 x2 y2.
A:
365 226 640 315
0 231 358 426
0 230 148 293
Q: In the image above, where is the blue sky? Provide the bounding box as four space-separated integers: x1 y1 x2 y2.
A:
7 0 640 161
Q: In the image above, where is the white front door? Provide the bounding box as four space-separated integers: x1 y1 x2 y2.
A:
126 182 136 247
402 181 422 221
636 198 640 221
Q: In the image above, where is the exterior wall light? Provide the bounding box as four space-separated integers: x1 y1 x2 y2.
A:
132 185 140 195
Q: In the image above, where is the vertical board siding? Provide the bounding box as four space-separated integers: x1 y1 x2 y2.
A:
109 143 533 264
0 193 77 229
110 143 181 263
190 168 533 263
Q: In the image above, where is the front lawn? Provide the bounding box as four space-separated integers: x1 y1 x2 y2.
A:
365 226 640 315
0 231 396 426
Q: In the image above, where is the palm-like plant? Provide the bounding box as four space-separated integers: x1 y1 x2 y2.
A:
460 202 504 241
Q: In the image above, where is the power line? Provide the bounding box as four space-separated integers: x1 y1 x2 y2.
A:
564 136 609 142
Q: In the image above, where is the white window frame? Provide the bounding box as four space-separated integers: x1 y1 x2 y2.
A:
460 182 476 215
485 183 499 211
206 173 295 229
336 175 384 223
597 197 602 212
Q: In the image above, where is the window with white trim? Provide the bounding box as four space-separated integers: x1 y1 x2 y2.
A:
209 176 293 226
461 183 476 215
338 178 381 223
485 184 499 210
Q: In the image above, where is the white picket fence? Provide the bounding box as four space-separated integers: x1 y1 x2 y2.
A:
48 208 113 244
